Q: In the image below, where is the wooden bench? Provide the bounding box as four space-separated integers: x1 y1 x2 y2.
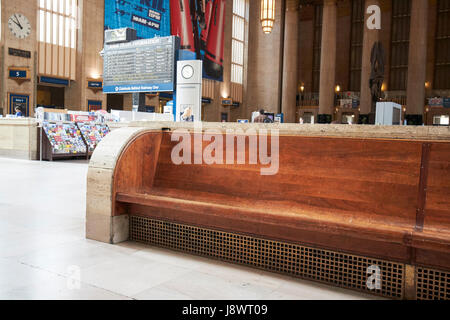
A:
86 124 450 299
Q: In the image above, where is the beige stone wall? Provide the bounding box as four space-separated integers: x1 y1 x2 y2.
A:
336 1 351 92
298 6 314 94
379 0 392 90
0 119 38 159
203 0 235 122
247 0 444 120
245 0 283 118
0 0 106 115
425 0 437 98
66 0 106 111
0 0 38 116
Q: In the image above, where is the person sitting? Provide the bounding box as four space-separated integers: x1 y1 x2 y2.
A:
254 109 266 123
14 107 23 117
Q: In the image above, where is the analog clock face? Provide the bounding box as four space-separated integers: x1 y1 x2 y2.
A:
181 65 194 79
8 14 31 39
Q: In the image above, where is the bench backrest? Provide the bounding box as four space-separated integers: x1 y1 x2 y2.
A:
113 130 450 233
153 132 422 226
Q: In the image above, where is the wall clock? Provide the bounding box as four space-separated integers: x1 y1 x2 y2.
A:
8 13 31 39
181 65 194 79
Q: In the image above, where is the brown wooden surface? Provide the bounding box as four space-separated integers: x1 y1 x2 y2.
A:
112 131 450 270
113 131 162 215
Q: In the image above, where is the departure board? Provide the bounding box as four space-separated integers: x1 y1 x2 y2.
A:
102 36 179 93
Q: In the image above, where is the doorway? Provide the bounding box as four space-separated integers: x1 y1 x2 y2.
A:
107 94 124 112
37 85 65 109
341 112 356 124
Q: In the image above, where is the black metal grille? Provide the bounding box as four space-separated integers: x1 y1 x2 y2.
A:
130 215 404 299
417 267 450 300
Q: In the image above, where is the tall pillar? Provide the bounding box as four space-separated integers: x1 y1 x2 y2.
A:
281 0 299 123
65 0 106 111
1 0 38 116
406 0 428 125
318 0 337 123
359 0 380 117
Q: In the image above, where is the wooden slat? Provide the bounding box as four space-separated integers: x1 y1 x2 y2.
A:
415 143 431 232
38 42 46 75
58 46 65 78
116 192 410 245
70 48 76 80
52 44 58 75
153 163 417 220
64 47 70 78
45 43 52 75
423 142 450 233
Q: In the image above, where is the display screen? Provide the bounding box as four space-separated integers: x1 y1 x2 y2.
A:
103 36 179 93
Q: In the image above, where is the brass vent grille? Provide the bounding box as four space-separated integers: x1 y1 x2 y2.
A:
130 215 404 299
416 267 450 300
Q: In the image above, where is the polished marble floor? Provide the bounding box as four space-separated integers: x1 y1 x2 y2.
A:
0 157 376 300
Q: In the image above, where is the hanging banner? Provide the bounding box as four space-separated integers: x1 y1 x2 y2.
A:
104 0 171 39
105 0 225 82
170 0 225 81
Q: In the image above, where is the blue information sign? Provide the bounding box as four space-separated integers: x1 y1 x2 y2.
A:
88 81 103 88
39 76 69 86
9 69 27 79
444 98 450 108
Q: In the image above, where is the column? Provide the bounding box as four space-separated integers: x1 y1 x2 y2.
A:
65 0 106 111
123 94 133 111
281 0 299 123
406 0 428 124
318 0 337 123
359 0 380 117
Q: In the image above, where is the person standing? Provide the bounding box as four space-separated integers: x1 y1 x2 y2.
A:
14 107 23 117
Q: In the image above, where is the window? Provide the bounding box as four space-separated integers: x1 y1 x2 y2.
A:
38 0 77 49
231 0 246 84
434 0 450 89
348 0 364 92
312 5 323 93
389 0 411 91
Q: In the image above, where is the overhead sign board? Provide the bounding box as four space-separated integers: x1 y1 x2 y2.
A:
102 36 179 93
